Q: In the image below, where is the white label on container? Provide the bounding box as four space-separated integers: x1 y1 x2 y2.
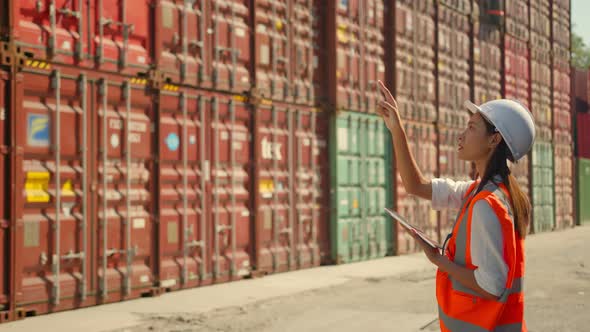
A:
133 218 146 229
313 56 319 69
235 27 246 38
303 138 311 147
221 131 229 140
260 45 270 65
140 275 150 283
337 127 348 151
340 199 348 206
161 279 176 288
378 64 385 72
0 108 5 121
137 56 146 64
406 13 413 32
61 41 72 51
189 135 196 145
110 134 120 148
241 76 250 83
242 210 250 217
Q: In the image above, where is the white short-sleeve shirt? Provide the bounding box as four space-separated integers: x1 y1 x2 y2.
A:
431 178 509 297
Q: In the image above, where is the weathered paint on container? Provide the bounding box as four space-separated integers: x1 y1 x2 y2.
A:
252 101 329 273
554 141 574 229
330 111 392 263
577 158 590 225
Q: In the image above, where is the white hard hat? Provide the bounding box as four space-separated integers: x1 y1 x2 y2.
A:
464 99 536 161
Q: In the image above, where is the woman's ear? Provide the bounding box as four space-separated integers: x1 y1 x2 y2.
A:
489 133 502 149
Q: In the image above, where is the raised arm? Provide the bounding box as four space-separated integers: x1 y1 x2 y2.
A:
376 80 432 200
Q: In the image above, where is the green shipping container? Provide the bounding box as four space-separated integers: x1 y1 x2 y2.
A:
531 141 555 233
330 111 393 264
578 158 590 225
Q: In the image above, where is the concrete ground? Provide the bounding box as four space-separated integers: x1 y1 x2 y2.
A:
1 225 589 332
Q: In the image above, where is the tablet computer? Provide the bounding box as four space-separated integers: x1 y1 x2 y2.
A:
384 208 441 250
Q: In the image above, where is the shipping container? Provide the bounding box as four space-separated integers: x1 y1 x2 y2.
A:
253 101 329 273
252 0 318 105
392 0 437 122
437 0 471 129
576 112 590 159
2 1 251 93
319 0 385 113
0 70 14 321
554 140 574 229
577 158 590 225
472 20 502 106
531 141 555 233
395 121 438 254
330 111 392 263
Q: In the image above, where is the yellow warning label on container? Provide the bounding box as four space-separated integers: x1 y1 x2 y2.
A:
337 25 348 43
25 171 50 203
275 19 283 30
352 199 359 209
259 179 275 194
61 180 75 197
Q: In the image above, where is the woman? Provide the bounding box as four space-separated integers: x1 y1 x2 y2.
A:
376 81 534 332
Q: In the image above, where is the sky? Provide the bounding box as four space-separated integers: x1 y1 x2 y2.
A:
572 0 590 45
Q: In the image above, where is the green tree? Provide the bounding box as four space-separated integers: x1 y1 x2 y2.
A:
572 30 590 69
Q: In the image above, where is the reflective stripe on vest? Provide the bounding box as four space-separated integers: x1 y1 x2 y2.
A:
437 181 526 332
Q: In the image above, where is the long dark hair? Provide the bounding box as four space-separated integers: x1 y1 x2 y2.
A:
477 118 531 238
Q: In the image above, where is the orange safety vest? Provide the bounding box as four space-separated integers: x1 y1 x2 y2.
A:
436 181 526 332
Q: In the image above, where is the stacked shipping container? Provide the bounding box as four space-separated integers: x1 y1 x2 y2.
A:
551 0 574 230
530 0 555 233
391 0 438 254
0 0 576 323
572 69 588 225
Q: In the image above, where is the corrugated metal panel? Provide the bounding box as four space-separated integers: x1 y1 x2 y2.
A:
208 94 252 280
330 111 391 263
396 121 437 254
253 0 317 105
95 74 157 302
577 158 590 225
152 0 210 87
473 20 502 105
13 66 96 315
253 102 328 272
577 112 590 159
531 141 554 233
155 86 213 290
320 0 385 113
530 0 552 142
394 0 436 122
5 1 95 68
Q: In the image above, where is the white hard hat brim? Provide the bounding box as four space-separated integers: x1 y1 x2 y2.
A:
464 100 496 127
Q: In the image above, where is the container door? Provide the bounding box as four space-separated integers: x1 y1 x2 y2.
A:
156 87 211 290
15 68 92 315
94 77 155 302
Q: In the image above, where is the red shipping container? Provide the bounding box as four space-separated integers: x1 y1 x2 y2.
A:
395 121 437 255
0 71 10 320
253 0 318 105
253 102 329 273
155 86 213 290
320 0 385 113
505 35 530 109
394 0 436 123
5 0 152 75
155 90 254 285
577 112 590 159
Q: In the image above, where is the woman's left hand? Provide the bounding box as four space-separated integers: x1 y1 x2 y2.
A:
408 229 443 266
